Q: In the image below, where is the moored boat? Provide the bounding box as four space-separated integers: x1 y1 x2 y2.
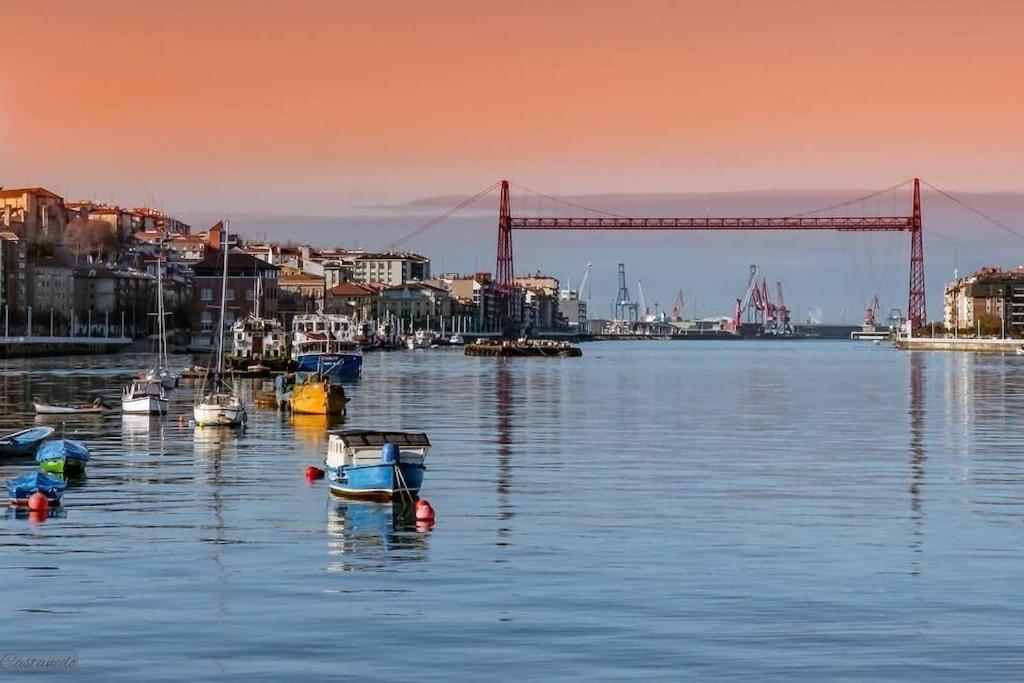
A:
33 397 110 415
324 430 429 501
6 471 67 505
35 439 91 476
122 380 169 415
291 375 348 415
449 333 465 346
0 427 55 457
292 312 363 381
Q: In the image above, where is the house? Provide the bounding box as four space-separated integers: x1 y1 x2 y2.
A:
72 264 155 337
944 267 1024 334
0 187 68 244
378 282 451 325
351 252 430 286
190 250 279 349
27 259 75 321
324 281 381 321
278 267 326 307
0 231 26 320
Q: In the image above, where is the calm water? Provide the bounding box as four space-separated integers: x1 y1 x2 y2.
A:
1 342 1023 680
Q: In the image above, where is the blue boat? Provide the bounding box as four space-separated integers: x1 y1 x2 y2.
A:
291 313 363 381
0 427 55 457
35 439 91 475
6 471 67 505
324 430 430 501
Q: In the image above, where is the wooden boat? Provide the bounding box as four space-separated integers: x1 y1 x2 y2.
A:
291 375 348 415
193 225 247 428
7 471 67 505
0 427 55 457
36 439 90 476
122 379 169 415
324 430 429 501
33 397 110 415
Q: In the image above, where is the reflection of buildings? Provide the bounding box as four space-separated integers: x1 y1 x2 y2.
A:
496 363 514 537
326 502 427 572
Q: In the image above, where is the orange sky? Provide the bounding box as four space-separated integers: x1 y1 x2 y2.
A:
1 0 1023 212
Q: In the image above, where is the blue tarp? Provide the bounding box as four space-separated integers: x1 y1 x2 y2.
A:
6 471 67 501
35 439 91 463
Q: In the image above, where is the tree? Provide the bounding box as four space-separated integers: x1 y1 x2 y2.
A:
65 218 119 260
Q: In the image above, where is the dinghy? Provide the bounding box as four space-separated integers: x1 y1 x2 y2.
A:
33 397 109 414
6 471 67 505
0 427 55 457
36 439 91 476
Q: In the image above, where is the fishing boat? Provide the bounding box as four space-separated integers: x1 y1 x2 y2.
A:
35 439 91 476
143 253 178 389
324 430 429 501
0 427 55 457
6 471 67 505
33 397 110 414
122 379 169 415
193 226 248 428
405 330 435 350
291 312 363 381
291 374 349 415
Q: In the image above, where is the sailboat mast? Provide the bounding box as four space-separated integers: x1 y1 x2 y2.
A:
156 252 166 367
216 226 230 376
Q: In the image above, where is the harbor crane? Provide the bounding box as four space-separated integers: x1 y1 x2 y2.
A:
636 278 648 318
864 294 881 327
670 290 684 322
614 264 639 322
578 262 592 300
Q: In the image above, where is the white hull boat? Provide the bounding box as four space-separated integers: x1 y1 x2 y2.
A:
193 394 247 427
33 398 109 415
122 380 169 415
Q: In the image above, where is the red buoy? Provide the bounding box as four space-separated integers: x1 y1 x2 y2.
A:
27 492 49 512
415 499 435 522
305 466 325 481
28 509 47 524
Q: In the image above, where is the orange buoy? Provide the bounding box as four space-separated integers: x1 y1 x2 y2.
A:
28 509 47 524
415 519 434 533
305 466 325 481
27 492 49 512
415 498 435 522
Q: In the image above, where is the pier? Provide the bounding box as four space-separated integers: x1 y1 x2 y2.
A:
0 335 132 358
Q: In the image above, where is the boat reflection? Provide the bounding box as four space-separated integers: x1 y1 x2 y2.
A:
121 413 159 449
5 505 67 521
193 426 237 460
326 500 428 572
291 413 343 450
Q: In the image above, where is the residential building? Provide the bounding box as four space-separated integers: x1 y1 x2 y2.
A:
131 207 190 236
378 282 451 326
351 252 430 286
278 267 326 308
72 264 155 337
0 187 68 244
325 282 380 321
943 267 1024 334
0 231 26 319
514 274 560 297
67 202 136 240
27 260 74 321
190 251 279 349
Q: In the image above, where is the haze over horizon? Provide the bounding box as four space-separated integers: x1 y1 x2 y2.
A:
3 0 1024 321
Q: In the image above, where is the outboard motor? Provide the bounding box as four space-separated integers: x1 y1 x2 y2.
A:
381 442 401 465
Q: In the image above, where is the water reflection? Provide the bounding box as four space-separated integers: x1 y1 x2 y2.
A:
495 362 514 539
292 413 343 451
908 352 926 571
326 500 428 572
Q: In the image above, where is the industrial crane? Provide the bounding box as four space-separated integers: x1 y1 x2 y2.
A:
636 278 648 318
578 261 592 300
733 265 760 330
670 290 684 322
864 294 881 327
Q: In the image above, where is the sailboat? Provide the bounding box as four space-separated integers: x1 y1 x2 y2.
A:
142 252 178 389
193 226 248 428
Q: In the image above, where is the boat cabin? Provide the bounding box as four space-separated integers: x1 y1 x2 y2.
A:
326 430 430 469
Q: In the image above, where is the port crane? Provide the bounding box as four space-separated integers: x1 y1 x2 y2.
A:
578 262 592 300
614 263 639 322
864 294 881 327
670 290 684 322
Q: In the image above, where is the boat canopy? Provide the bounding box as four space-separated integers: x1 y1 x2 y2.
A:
328 429 430 447
36 439 91 463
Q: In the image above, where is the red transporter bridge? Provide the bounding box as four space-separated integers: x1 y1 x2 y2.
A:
495 179 926 328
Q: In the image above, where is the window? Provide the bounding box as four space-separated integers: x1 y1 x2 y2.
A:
201 288 213 301
245 289 255 301
200 311 213 331
226 289 235 301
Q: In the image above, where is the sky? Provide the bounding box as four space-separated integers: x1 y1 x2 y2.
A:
2 0 1024 319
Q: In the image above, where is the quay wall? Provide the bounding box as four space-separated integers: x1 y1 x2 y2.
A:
895 337 1022 353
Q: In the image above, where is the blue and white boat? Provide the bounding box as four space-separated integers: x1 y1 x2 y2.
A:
0 427 55 457
324 430 429 501
292 313 363 381
36 439 91 476
6 471 67 505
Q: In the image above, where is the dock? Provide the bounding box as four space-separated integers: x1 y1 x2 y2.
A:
894 337 1022 353
465 339 582 358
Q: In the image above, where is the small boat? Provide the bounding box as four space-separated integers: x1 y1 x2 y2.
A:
122 380 169 415
1016 347 1024 356
35 439 90 476
291 374 349 415
292 312 363 381
449 333 465 346
6 471 67 505
406 330 435 350
247 363 271 376
325 430 429 501
33 397 110 415
0 427 55 457
193 225 248 428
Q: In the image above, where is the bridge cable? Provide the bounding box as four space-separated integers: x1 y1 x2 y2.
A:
920 180 1024 243
386 181 501 252
508 182 626 218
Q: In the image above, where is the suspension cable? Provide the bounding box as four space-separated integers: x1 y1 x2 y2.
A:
921 180 1024 242
386 181 501 252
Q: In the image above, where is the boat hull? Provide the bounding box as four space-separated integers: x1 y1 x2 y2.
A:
6 472 66 505
291 381 347 416
33 403 104 415
327 462 424 501
295 353 362 381
193 403 247 427
122 395 169 415
0 427 55 457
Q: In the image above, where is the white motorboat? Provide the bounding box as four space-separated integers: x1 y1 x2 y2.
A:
194 225 247 428
406 330 434 350
122 380 169 415
1016 347 1024 356
449 333 465 346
